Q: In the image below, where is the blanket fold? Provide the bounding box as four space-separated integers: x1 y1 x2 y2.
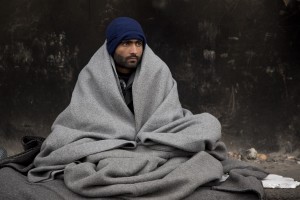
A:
25 43 267 200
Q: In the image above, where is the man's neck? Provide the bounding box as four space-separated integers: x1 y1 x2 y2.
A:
116 65 133 75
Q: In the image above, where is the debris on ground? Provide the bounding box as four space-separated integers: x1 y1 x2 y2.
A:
257 153 268 161
227 147 300 164
246 148 257 160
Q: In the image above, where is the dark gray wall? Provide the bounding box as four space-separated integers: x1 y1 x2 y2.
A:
0 0 299 155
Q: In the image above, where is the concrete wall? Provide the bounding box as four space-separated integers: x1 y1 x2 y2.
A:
0 0 299 155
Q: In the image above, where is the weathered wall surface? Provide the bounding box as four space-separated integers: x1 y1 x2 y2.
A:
0 0 299 155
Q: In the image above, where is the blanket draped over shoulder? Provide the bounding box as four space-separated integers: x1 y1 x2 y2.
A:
25 43 266 200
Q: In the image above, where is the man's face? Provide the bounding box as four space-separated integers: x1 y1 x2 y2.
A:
113 39 143 73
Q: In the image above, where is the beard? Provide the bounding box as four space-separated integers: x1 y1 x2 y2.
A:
113 53 141 70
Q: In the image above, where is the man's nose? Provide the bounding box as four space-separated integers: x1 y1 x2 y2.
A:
129 44 138 54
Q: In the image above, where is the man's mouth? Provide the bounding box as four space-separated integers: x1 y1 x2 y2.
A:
127 57 138 62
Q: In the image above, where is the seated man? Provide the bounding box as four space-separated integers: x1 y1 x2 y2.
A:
0 17 267 200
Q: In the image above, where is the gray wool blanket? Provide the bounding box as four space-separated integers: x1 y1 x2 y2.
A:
21 42 267 200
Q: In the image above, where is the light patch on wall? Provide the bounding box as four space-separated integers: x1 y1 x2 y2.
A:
152 0 168 9
203 49 216 62
198 20 220 48
282 0 290 6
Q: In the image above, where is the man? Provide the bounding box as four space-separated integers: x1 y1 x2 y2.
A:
0 17 267 200
105 17 146 113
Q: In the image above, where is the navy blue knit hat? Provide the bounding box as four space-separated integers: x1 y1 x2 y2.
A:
105 17 146 55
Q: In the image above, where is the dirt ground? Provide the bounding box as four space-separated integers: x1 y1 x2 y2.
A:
262 162 300 200
231 151 300 200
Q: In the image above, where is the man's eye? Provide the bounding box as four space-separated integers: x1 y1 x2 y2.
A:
136 41 143 47
122 42 129 46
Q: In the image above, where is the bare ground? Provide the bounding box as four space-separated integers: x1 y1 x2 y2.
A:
240 153 300 200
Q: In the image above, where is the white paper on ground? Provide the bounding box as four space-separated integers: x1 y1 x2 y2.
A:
220 174 229 182
220 174 300 189
262 174 300 189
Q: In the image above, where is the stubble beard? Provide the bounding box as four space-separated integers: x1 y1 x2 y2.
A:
114 54 141 70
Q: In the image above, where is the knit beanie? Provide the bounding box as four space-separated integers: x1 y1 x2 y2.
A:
105 17 146 55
